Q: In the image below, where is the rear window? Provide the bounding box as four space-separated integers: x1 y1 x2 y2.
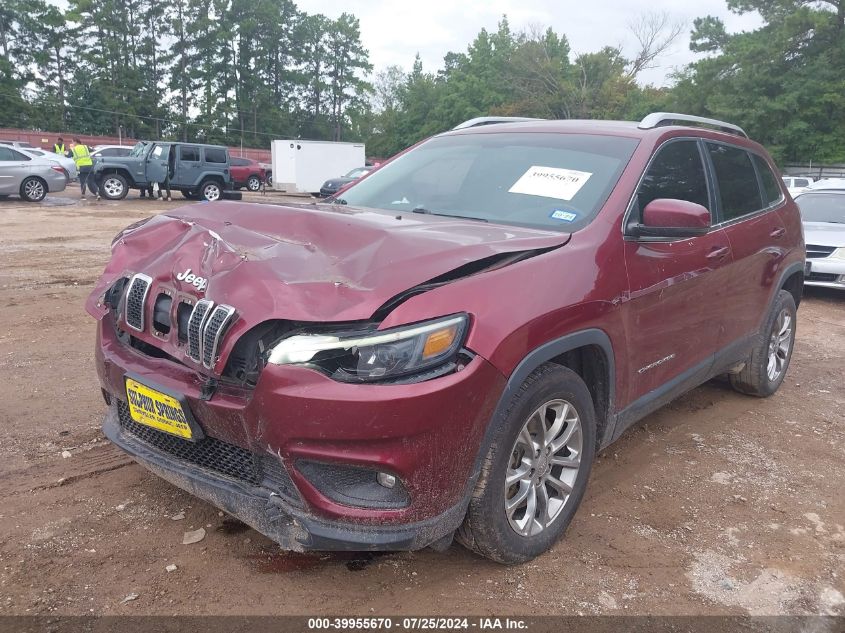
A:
795 193 845 223
707 143 763 221
751 154 783 206
795 178 810 188
204 148 227 163
338 133 639 232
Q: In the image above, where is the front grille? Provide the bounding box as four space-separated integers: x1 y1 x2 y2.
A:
125 274 152 331
186 299 213 362
202 304 236 368
117 400 302 506
807 272 840 282
806 244 836 259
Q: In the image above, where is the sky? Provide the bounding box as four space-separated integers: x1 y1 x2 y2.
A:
297 0 763 86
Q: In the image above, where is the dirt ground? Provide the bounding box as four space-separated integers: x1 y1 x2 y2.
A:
0 187 843 618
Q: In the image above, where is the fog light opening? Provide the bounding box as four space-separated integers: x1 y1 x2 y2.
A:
377 472 397 489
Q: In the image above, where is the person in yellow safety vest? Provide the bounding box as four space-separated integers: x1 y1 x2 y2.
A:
70 137 98 199
53 137 68 158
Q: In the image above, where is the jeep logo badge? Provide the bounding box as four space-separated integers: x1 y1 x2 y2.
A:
176 268 208 292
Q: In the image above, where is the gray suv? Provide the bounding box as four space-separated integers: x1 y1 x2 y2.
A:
93 141 240 202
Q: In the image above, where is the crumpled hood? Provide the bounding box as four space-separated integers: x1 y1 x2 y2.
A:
803 222 845 248
87 201 570 329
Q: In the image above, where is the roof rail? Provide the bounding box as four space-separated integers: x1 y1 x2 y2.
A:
638 112 748 138
452 116 543 130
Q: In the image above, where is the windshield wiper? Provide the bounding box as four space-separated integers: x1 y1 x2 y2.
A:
411 207 488 222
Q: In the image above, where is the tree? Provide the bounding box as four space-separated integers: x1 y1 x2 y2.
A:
0 0 35 127
325 13 372 141
670 0 845 162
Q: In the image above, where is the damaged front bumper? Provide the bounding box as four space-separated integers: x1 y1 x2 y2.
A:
96 313 506 551
104 406 465 551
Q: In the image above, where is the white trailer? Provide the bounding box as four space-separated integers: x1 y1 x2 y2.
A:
271 140 366 194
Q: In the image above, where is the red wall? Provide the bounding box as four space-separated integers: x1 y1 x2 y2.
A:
0 127 271 162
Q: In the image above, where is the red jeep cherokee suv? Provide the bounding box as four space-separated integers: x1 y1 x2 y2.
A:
229 157 266 191
87 113 804 563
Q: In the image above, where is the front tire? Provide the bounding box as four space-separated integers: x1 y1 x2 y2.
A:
100 173 128 200
20 177 47 202
246 175 261 191
457 363 596 564
730 290 797 397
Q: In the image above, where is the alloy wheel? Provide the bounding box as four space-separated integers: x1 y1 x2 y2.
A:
23 179 45 201
247 176 261 191
767 309 793 381
103 177 124 198
203 183 221 201
504 399 583 537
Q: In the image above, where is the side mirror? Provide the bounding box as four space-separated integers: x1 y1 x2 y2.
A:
632 198 711 238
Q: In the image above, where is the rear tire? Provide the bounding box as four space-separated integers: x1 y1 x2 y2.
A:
457 363 596 564
730 290 797 397
246 175 261 191
20 177 47 202
100 173 128 200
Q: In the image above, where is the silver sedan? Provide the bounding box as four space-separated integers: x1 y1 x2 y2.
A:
0 145 67 202
18 147 79 180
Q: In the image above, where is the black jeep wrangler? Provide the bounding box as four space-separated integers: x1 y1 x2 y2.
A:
92 141 240 201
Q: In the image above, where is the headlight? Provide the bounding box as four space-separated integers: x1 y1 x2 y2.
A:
831 247 845 260
267 314 468 382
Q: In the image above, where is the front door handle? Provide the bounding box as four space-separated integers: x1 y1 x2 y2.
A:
706 245 731 261
770 227 786 239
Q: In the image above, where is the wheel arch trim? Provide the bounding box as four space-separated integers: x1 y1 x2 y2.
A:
450 329 617 532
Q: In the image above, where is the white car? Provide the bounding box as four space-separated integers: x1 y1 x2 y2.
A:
91 144 133 158
795 189 845 290
0 140 36 150
18 148 78 180
782 176 814 197
807 178 845 191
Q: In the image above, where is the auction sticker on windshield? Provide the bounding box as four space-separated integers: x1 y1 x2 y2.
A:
125 377 194 439
509 166 592 201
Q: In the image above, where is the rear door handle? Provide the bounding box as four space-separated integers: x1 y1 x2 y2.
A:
707 245 731 260
770 227 786 239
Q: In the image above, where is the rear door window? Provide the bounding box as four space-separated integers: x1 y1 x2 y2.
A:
751 154 783 206
180 146 200 162
0 147 17 161
706 143 763 221
633 140 710 222
204 148 227 163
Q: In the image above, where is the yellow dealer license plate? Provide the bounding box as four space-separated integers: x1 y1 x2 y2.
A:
125 378 194 440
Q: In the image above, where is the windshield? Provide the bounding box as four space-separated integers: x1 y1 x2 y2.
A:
338 132 638 231
796 193 845 223
345 167 370 178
